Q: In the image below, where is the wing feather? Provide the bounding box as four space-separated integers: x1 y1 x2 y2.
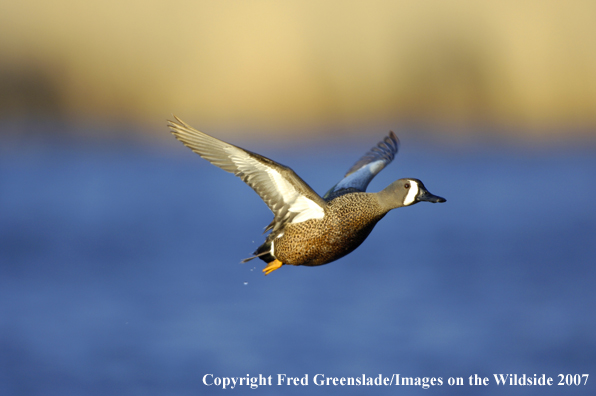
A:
323 131 399 200
168 117 326 234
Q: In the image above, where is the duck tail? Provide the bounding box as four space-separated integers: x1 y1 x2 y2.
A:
241 240 276 264
240 251 266 263
241 248 275 264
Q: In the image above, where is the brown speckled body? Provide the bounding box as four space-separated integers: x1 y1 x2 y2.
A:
272 193 387 266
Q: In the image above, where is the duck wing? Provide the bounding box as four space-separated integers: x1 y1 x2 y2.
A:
169 116 326 235
323 131 399 200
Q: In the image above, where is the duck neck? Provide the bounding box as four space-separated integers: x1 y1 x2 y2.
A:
376 183 403 212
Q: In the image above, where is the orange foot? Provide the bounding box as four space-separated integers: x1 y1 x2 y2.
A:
263 259 283 275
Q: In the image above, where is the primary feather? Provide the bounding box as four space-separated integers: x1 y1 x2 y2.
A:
323 131 399 200
168 117 326 235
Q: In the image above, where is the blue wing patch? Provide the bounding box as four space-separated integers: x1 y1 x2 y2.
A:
323 132 399 200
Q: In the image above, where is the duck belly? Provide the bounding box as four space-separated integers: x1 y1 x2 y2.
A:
273 212 385 267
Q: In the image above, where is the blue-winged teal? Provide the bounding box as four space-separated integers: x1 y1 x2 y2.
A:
169 117 446 275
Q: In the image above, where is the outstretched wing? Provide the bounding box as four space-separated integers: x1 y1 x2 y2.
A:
323 131 399 200
168 116 326 235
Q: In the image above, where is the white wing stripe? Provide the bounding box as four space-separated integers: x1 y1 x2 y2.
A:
267 168 324 223
224 146 325 224
288 196 325 223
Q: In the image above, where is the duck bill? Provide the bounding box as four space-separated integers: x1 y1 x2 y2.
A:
417 188 446 203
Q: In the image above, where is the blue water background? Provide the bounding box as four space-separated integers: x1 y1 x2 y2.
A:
1 130 595 395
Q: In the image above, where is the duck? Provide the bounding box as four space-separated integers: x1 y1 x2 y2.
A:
168 116 446 275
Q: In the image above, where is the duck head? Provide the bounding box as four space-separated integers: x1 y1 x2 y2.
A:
379 178 446 210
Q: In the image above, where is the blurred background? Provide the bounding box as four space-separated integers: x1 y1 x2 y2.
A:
1 0 596 136
1 1 596 395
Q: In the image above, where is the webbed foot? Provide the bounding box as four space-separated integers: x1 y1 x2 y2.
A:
263 259 283 275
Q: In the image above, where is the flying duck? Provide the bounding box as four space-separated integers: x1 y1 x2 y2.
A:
168 117 446 275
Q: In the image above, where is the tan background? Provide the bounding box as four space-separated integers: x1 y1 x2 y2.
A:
2 0 596 139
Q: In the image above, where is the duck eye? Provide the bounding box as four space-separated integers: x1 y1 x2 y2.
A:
404 183 410 189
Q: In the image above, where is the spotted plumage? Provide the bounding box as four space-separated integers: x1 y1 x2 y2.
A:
269 193 386 266
168 116 446 275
